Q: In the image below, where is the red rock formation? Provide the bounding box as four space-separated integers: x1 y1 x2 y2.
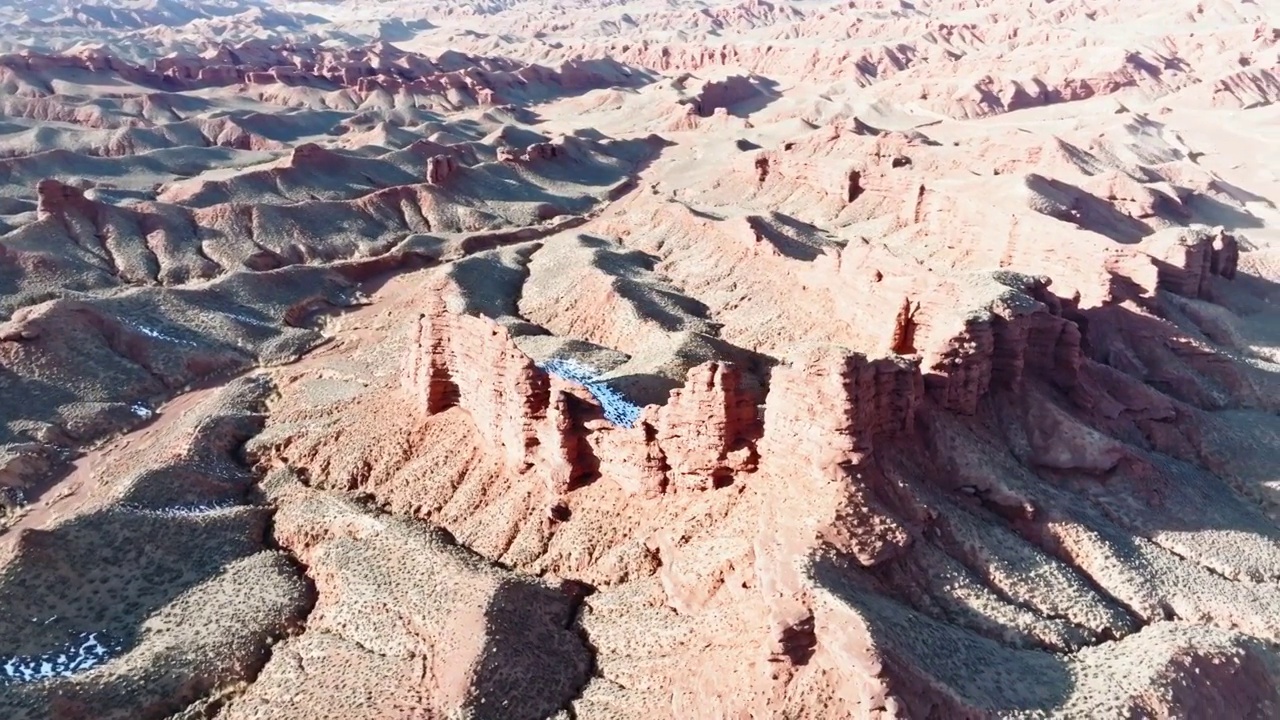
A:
522 143 559 161
761 347 920 470
924 281 1084 414
197 117 286 152
590 409 670 497
889 297 918 355
811 226 1086 416
1145 226 1240 299
657 362 758 491
664 103 704 132
36 179 94 218
585 361 760 496
400 305 762 498
287 143 331 165
400 303 583 495
0 46 642 124
738 127 929 224
426 154 458 185
754 155 770 183
750 346 923 700
196 65 243 86
495 142 564 163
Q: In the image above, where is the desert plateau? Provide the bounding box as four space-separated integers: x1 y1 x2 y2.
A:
0 0 1279 717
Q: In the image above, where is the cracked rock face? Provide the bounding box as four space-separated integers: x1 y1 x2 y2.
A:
3 0 1280 718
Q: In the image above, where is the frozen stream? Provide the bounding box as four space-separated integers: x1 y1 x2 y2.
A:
2 631 122 684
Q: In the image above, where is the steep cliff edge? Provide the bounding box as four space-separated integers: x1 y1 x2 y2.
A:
399 299 760 499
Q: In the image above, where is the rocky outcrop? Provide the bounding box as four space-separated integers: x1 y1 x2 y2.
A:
589 361 759 496
760 347 921 566
657 362 758 490
497 141 564 163
399 299 931 564
400 304 585 495
0 47 646 116
196 117 286 152
763 347 921 464
749 346 924 696
926 274 1084 414
522 142 560 161
676 74 768 117
286 142 332 166
1145 226 1240 299
35 179 95 218
426 154 457 185
589 410 670 497
743 127 931 224
401 304 762 497
813 232 1086 415
400 269 1092 499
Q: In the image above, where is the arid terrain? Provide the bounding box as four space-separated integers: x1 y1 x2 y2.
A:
1 0 1279 717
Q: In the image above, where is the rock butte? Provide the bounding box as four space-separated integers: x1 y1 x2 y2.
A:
1 0 1280 718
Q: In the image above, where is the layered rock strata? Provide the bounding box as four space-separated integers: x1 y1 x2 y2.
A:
400 302 761 499
399 262 1117 495
400 306 581 495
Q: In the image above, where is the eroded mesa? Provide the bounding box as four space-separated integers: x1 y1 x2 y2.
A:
1 0 1279 718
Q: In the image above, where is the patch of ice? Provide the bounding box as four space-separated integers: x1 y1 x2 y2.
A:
1 632 121 684
129 324 198 347
539 358 643 428
222 312 274 329
120 501 236 518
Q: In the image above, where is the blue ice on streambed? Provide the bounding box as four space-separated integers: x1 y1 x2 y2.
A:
120 500 237 518
539 358 642 428
2 631 123 684
126 323 197 347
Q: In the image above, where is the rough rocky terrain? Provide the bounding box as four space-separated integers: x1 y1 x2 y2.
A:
1 0 1280 718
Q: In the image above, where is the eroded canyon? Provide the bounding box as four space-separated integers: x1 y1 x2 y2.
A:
1 0 1280 718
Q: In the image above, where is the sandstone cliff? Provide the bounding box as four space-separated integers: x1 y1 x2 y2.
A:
400 300 762 498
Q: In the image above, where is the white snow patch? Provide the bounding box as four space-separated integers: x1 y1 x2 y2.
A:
2 632 120 683
539 358 643 427
129 324 197 347
120 501 236 518
222 312 274 329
